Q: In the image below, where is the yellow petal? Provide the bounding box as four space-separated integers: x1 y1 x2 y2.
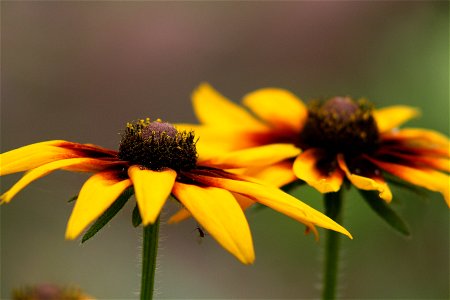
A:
199 144 300 169
382 128 450 154
167 207 192 224
369 158 450 207
176 124 270 160
243 88 307 132
0 158 116 203
232 192 256 210
128 166 177 225
234 160 297 188
0 140 78 176
192 83 266 130
293 149 344 193
373 106 420 133
172 182 255 264
194 175 352 239
65 171 132 239
337 154 392 202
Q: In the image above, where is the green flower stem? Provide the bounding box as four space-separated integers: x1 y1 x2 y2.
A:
140 218 160 300
322 190 344 300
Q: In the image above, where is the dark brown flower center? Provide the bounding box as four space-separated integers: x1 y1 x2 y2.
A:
118 118 198 171
299 97 379 155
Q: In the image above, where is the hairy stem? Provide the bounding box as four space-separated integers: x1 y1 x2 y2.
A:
140 218 160 300
322 190 344 300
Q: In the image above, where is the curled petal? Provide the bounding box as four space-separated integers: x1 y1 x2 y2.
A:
368 158 450 207
65 171 132 239
0 158 122 203
293 149 344 193
242 88 307 132
373 106 420 133
193 174 352 239
337 154 392 202
199 144 300 169
172 182 255 264
192 83 266 130
128 166 177 225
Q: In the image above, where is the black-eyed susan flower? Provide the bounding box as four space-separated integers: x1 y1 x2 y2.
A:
180 83 450 207
0 118 351 265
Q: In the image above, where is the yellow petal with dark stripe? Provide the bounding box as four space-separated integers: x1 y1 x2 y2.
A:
243 88 307 132
0 140 78 176
172 182 255 264
128 166 177 225
337 154 392 202
194 175 352 239
199 144 300 169
192 83 266 129
0 158 114 203
373 106 420 133
293 149 344 193
369 158 450 207
383 128 450 153
65 171 132 239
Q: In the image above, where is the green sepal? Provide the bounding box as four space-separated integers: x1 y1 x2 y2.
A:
81 187 134 243
132 204 142 227
359 189 411 237
68 195 78 203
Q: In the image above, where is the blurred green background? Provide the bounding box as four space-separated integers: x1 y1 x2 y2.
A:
1 1 448 299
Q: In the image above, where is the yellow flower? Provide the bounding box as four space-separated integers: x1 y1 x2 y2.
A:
0 118 351 264
179 83 450 206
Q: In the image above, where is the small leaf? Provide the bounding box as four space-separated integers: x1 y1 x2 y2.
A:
132 204 142 227
68 195 78 203
359 189 410 237
81 187 134 243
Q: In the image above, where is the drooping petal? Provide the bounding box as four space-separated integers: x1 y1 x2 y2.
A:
65 171 132 239
199 144 300 169
172 182 255 264
128 166 177 225
192 83 266 130
192 174 352 239
0 140 79 176
337 154 392 202
242 88 308 132
368 157 450 207
293 149 344 193
235 160 297 188
0 158 122 203
373 105 420 133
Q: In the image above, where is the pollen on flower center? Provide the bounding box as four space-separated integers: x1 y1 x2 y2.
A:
118 118 198 171
299 96 380 154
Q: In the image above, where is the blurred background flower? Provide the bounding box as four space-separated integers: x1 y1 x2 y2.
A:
1 1 448 299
